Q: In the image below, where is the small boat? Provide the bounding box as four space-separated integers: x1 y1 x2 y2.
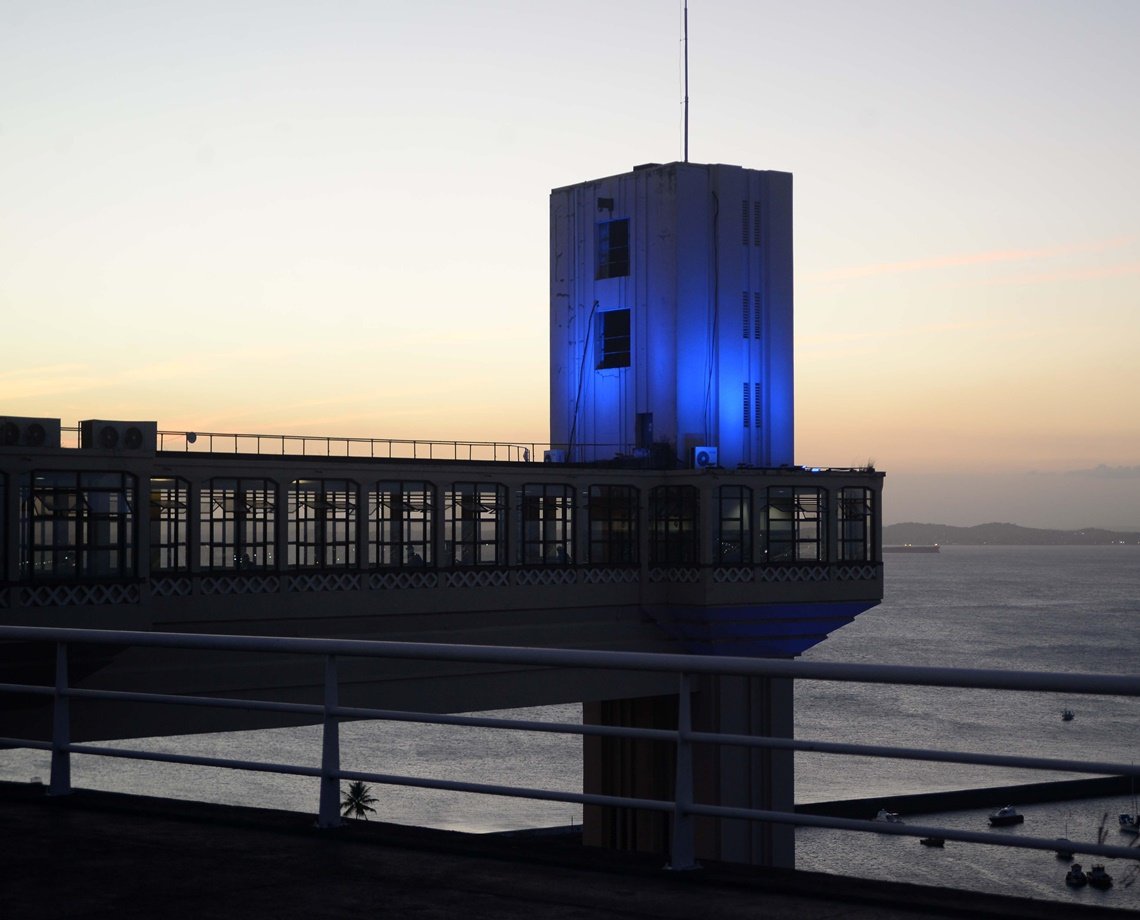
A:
1087 864 1113 890
988 805 1024 827
1118 813 1139 835
1065 863 1087 887
875 808 904 823
1054 838 1074 860
1061 709 1074 721
919 836 945 847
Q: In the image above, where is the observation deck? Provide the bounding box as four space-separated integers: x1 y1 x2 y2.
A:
0 419 882 741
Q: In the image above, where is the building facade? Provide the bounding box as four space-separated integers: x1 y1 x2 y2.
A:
0 161 884 868
550 162 793 469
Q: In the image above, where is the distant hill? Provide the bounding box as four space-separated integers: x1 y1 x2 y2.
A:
883 522 1140 546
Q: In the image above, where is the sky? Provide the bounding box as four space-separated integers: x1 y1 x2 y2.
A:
2 1 1138 529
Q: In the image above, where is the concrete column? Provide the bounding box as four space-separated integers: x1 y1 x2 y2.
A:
581 674 795 868
582 695 676 854
692 674 794 867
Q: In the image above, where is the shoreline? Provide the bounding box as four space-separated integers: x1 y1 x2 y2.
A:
796 775 1135 818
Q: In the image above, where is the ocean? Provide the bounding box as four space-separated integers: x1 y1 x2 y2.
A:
3 545 1138 906
794 545 1140 907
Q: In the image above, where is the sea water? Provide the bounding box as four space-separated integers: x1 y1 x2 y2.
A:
795 544 1140 906
3 545 1138 905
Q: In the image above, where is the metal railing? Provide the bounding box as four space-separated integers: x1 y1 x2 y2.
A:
1 624 1138 872
52 425 881 473
52 426 548 461
157 431 547 463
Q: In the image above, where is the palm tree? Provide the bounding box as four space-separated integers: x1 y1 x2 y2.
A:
340 780 378 820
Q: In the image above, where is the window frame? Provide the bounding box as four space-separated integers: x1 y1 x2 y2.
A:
649 485 699 566
20 470 137 580
717 485 753 565
587 484 639 565
521 483 575 565
149 476 190 572
369 480 435 568
199 478 276 572
289 479 358 570
595 217 630 280
838 487 874 562
595 308 631 370
762 486 826 563
445 482 507 567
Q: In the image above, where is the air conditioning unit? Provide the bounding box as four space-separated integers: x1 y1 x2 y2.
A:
692 445 719 469
0 416 62 449
543 449 567 463
79 420 158 453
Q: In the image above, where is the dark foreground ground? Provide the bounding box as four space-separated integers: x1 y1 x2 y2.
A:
1 782 1134 920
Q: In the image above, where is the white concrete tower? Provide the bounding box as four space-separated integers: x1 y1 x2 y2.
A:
550 162 793 469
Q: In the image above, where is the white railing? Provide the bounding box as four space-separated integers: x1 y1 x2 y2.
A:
1 625 1138 872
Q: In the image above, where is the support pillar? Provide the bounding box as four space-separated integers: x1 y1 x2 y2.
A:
692 674 794 867
581 674 795 868
582 695 676 853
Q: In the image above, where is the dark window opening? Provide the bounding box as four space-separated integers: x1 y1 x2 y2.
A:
838 487 874 562
596 308 631 369
762 486 825 563
717 485 752 564
370 481 434 568
522 483 574 564
150 477 189 572
649 485 699 565
596 218 630 279
445 482 507 566
0 474 5 580
21 470 137 580
588 484 638 565
200 478 276 571
289 479 357 569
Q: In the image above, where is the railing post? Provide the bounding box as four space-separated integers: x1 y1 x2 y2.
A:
317 654 342 828
668 671 698 870
49 641 72 796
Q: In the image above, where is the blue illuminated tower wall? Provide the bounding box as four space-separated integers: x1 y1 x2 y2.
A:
550 162 793 467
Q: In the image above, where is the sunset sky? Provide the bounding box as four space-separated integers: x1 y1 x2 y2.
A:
2 1 1137 528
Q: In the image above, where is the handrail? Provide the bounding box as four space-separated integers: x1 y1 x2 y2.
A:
2 624 1138 871
157 430 547 462
52 425 879 473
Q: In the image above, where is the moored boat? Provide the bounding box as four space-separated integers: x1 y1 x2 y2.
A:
1087 864 1113 890
919 837 945 847
1065 863 1087 887
875 809 904 823
988 805 1024 827
1119 813 1139 835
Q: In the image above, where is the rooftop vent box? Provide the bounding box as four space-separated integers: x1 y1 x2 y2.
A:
692 445 718 469
0 416 62 449
80 420 158 454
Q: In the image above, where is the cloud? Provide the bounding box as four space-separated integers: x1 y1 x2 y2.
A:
973 261 1140 287
804 235 1138 284
1063 464 1140 479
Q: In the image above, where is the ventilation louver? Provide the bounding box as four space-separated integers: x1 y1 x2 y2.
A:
79 420 158 453
0 416 62 449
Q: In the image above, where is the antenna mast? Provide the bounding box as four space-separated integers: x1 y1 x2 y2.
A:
683 0 689 163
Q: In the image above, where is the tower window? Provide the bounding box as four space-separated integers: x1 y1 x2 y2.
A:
596 218 630 279
596 309 631 369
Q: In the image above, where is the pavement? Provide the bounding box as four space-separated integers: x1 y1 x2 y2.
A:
1 782 1134 920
